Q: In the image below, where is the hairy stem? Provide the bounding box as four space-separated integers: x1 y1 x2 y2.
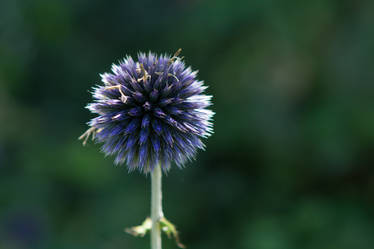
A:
151 164 163 249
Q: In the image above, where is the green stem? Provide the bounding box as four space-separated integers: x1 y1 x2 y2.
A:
151 164 163 249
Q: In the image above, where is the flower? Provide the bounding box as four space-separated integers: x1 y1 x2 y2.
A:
80 50 214 173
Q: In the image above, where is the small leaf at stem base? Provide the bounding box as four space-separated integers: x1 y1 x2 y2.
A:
125 216 185 248
125 217 152 237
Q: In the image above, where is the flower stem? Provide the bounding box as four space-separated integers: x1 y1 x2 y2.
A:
151 164 163 249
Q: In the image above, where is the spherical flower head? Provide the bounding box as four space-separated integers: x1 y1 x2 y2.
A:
80 50 214 173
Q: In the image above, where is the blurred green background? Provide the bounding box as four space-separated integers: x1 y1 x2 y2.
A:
1 0 374 248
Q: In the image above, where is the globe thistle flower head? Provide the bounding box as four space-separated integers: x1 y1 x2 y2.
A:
80 50 214 173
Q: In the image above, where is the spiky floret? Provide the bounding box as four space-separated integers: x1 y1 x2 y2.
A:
80 50 214 173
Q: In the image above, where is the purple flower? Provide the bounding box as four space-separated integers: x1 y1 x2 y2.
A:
80 50 214 173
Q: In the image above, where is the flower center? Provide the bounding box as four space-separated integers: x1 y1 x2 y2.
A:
143 101 152 112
